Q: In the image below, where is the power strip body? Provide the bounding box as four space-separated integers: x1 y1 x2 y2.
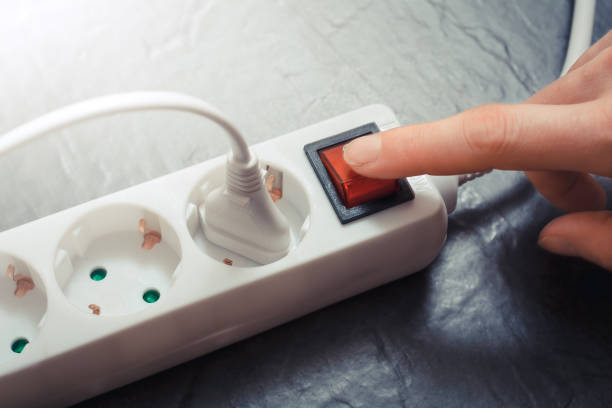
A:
0 104 448 407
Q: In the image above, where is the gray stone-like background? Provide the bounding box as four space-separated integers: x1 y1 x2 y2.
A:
1 1 611 407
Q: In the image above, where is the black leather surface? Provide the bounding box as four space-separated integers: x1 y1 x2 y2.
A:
1 0 610 407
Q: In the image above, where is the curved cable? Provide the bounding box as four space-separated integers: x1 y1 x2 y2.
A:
0 91 252 163
561 0 596 76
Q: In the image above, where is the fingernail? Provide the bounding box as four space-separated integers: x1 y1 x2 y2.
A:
538 236 578 257
343 134 381 167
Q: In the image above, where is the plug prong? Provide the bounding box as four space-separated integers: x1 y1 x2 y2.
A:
88 304 101 315
138 218 162 250
7 264 15 280
265 167 283 203
7 264 35 297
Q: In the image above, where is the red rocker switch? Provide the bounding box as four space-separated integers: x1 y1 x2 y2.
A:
318 143 399 208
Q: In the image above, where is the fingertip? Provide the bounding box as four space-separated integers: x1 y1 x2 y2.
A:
537 235 579 257
538 212 612 271
538 216 577 256
343 134 381 168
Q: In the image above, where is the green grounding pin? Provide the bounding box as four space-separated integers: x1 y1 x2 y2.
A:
90 268 107 281
11 338 29 353
143 289 160 303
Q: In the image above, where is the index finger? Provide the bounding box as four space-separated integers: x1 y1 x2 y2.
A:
343 102 611 179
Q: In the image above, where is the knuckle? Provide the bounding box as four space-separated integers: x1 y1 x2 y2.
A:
577 56 600 84
575 47 612 88
461 104 516 157
597 47 612 72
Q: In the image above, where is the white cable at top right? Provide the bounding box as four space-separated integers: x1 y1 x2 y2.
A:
561 0 597 76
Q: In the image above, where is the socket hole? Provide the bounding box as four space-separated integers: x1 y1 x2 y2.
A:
186 163 311 267
11 338 29 354
89 268 107 281
143 289 160 303
54 204 181 316
2 256 46 364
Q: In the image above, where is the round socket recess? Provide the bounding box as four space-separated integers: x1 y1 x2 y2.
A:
0 255 47 365
54 205 182 316
186 162 311 267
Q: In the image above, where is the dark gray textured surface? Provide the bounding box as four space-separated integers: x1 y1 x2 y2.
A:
1 1 611 407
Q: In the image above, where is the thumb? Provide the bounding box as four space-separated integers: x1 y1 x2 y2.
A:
538 211 612 271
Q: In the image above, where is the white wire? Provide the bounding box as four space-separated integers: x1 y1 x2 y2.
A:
561 0 597 76
0 91 252 163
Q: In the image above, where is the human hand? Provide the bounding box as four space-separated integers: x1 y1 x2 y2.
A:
343 31 612 271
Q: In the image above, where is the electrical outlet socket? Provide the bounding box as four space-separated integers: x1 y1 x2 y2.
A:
0 104 449 407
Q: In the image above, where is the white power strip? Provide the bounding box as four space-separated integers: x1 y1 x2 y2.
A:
0 104 449 407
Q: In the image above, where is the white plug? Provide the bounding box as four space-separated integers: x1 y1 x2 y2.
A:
0 91 292 264
201 153 291 264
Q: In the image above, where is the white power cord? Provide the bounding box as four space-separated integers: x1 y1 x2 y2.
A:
0 91 291 264
0 92 251 162
562 0 597 76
